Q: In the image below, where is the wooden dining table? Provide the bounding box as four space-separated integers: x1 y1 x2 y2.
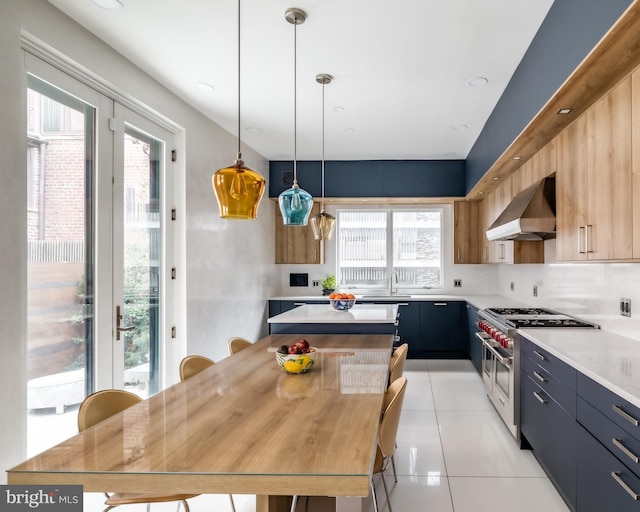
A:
7 333 394 512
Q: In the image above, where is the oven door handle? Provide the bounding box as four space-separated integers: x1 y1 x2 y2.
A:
482 339 513 367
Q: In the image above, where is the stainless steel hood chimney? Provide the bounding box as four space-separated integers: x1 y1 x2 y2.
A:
486 177 556 241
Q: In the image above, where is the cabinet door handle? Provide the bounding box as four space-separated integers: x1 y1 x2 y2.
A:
533 391 547 405
500 243 505 260
613 405 640 426
586 224 593 254
578 226 586 254
533 350 546 361
293 302 305 306
533 371 547 383
613 438 640 464
611 471 640 500
456 248 461 262
433 303 448 306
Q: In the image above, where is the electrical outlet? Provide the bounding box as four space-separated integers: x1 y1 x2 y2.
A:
454 279 462 288
312 280 320 287
510 282 514 292
533 285 538 297
621 298 631 317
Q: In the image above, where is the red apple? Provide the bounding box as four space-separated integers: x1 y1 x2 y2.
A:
296 339 310 350
288 345 300 354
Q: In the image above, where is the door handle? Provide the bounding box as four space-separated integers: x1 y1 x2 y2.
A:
116 305 136 341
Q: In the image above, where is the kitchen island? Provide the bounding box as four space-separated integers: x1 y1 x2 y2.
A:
267 303 399 335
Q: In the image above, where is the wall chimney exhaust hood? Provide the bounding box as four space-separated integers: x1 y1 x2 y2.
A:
486 177 556 241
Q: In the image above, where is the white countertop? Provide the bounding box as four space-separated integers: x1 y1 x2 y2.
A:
268 304 399 324
519 328 640 409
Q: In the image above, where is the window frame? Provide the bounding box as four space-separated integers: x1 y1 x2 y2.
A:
335 206 444 292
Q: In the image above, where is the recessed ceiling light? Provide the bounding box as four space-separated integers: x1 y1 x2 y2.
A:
557 108 572 114
92 0 123 10
512 156 522 160
492 177 500 181
478 191 484 195
194 82 215 92
451 124 468 131
467 77 488 87
333 106 345 113
245 127 262 133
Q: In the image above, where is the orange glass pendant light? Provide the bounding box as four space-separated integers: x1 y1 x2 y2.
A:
310 74 336 241
212 0 265 220
278 8 314 226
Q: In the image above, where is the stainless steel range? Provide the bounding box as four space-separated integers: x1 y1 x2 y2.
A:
476 307 598 440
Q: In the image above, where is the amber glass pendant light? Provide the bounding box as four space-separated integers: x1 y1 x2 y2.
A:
310 74 336 241
278 8 313 226
212 0 266 220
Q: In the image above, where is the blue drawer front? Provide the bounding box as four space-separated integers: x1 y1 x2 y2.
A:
521 352 576 416
578 373 640 445
520 336 576 391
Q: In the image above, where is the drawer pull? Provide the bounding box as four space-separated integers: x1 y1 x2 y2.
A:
433 303 448 306
611 471 640 500
533 350 546 361
533 391 547 405
613 438 640 464
293 302 305 306
613 405 640 427
533 371 547 383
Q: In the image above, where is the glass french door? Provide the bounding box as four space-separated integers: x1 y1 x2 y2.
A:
25 55 173 455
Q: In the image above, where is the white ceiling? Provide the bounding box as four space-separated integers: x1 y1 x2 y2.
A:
47 0 554 162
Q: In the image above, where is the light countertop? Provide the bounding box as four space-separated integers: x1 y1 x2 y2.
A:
519 328 640 409
268 304 399 324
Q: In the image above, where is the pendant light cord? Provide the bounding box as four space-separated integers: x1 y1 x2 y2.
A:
237 0 241 159
321 79 325 211
293 19 298 185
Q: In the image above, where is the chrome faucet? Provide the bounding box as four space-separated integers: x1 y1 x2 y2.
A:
389 271 399 295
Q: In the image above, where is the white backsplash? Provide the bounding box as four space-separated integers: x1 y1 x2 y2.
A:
498 240 640 341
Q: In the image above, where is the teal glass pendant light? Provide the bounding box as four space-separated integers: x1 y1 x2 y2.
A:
310 74 336 241
278 8 313 226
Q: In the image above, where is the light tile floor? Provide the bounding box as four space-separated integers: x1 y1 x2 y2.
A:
82 359 571 512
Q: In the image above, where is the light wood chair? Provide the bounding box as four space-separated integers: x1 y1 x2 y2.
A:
389 343 408 386
387 343 408 482
78 389 198 512
178 355 237 512
228 336 252 355
179 354 215 381
371 376 407 512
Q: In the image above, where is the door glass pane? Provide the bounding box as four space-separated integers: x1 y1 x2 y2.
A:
26 77 94 456
122 126 162 398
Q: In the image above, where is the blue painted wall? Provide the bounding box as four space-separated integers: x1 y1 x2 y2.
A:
269 160 466 198
465 0 633 194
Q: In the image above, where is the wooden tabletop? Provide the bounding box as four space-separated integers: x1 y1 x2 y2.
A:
7 334 393 502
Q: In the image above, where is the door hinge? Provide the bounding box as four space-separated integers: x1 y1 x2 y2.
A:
171 149 177 162
171 326 176 338
171 208 176 221
171 267 176 280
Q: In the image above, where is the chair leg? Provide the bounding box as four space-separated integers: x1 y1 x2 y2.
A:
181 499 190 512
370 479 379 512
289 495 298 512
228 494 236 512
391 454 397 483
380 472 392 512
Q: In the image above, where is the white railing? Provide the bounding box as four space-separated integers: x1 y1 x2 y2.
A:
28 240 84 263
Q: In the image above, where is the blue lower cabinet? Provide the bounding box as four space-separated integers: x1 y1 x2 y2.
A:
520 372 577 510
577 425 640 511
414 301 466 358
465 303 482 374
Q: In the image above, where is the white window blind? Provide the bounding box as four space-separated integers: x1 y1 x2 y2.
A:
337 209 443 290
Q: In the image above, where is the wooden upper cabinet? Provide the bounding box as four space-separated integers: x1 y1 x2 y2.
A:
453 201 481 264
586 76 633 260
557 76 633 261
275 202 324 264
633 68 640 259
556 116 588 261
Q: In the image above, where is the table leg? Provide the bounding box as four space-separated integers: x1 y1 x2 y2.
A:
256 495 293 512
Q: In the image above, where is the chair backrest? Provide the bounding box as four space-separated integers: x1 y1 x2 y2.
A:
179 355 215 381
78 389 142 432
228 336 252 355
389 343 408 385
378 376 407 458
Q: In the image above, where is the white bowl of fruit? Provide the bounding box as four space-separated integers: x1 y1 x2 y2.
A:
275 339 318 374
